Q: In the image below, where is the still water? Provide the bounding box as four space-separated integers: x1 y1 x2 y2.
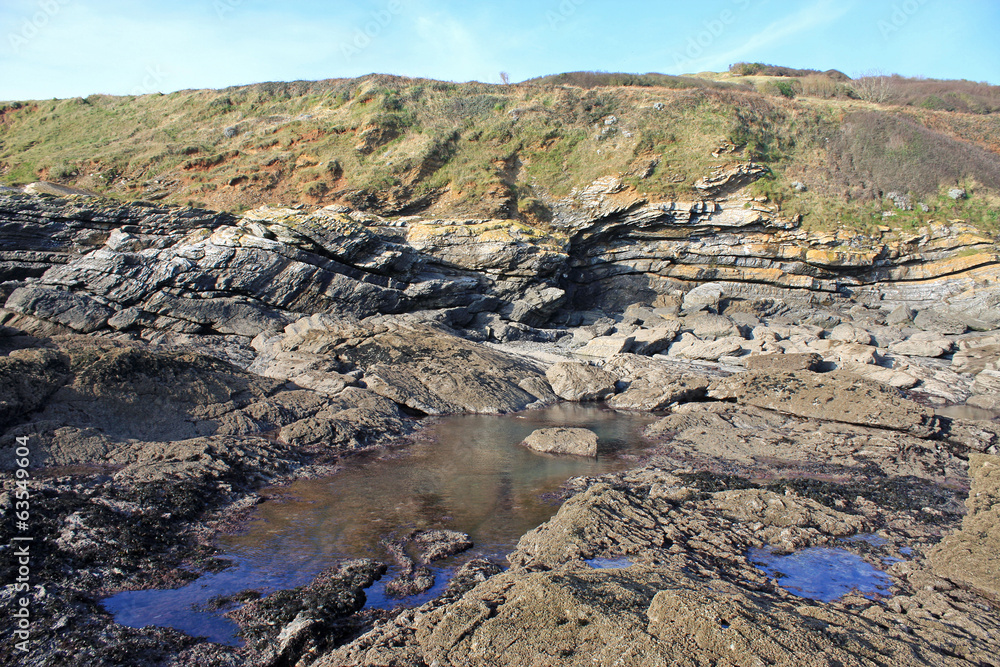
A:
749 546 895 602
104 404 657 644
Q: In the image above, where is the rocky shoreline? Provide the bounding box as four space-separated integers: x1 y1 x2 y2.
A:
1 191 999 666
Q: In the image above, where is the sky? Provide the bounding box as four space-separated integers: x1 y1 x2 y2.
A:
1 0 998 100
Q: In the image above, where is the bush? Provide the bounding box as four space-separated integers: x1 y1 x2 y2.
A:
851 70 899 104
760 80 798 98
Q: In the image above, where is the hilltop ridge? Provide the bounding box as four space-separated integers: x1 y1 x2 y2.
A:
0 68 998 234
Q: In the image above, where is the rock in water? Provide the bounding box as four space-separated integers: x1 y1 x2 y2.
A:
522 427 599 457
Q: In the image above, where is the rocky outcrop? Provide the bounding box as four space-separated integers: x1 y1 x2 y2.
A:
251 315 552 414
0 334 411 475
3 194 998 354
929 454 1000 598
708 369 941 438
322 468 998 667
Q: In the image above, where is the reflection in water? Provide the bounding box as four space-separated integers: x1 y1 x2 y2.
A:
749 546 894 603
935 404 1000 422
103 404 656 644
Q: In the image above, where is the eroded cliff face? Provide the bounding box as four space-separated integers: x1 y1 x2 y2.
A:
1 185 997 356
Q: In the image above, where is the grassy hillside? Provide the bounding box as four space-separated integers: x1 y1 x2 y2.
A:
1 70 998 233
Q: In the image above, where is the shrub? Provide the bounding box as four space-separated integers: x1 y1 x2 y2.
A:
850 69 898 104
761 80 798 98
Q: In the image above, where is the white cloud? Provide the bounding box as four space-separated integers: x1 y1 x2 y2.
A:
670 0 853 74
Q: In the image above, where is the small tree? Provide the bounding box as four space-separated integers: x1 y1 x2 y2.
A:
852 69 897 104
499 71 511 86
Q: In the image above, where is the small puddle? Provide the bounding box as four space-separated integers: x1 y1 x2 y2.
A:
585 557 633 569
749 546 894 603
103 404 656 644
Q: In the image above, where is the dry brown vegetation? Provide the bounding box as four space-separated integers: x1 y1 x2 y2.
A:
826 112 1000 199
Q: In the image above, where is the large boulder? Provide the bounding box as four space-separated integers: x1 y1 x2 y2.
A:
682 282 725 312
627 325 680 355
684 313 741 340
668 335 744 361
545 361 617 402
522 427 599 457
603 355 710 411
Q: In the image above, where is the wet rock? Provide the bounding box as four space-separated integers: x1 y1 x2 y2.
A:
545 361 617 402
708 369 940 438
323 469 983 667
522 427 599 457
413 529 474 563
229 559 386 667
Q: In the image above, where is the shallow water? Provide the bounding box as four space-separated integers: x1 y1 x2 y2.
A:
749 546 895 603
104 404 657 644
935 404 1000 422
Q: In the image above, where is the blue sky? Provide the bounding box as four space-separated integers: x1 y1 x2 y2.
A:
2 0 998 99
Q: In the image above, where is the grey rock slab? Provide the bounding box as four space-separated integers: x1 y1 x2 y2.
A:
829 323 873 345
576 335 634 358
708 369 939 437
5 286 112 333
671 336 744 361
889 335 954 358
914 309 968 335
684 313 741 340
